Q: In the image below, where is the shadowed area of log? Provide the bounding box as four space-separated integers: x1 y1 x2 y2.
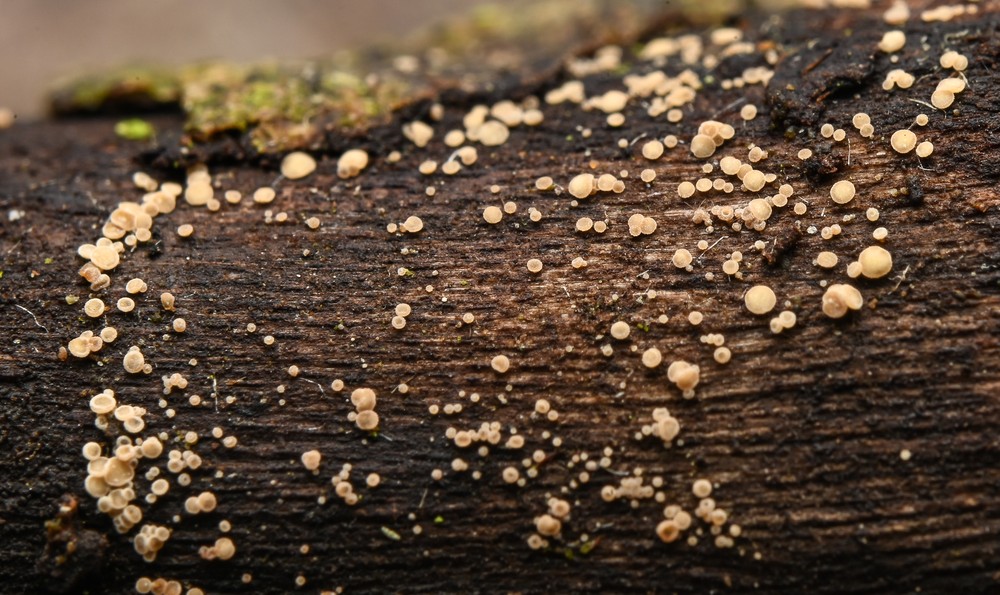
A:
2 2 1000 595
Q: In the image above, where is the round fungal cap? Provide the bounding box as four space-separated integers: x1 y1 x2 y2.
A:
642 347 663 368
84 298 105 318
140 437 163 459
858 246 893 278
667 361 700 391
890 129 917 154
350 388 377 411
743 170 766 192
567 174 595 199
878 30 906 52
610 321 630 340
656 520 680 543
252 187 276 204
744 285 776 315
197 491 217 512
90 393 117 415
213 537 236 560
281 152 317 180
90 245 120 271
483 206 503 224
690 134 716 159
477 121 510 146
403 120 434 147
830 180 856 205
301 450 322 471
672 249 693 269
822 284 864 319
491 355 511 373
692 478 713 498
337 149 369 179
401 216 424 233
642 140 665 160
355 410 379 431
123 346 145 374
535 514 562 537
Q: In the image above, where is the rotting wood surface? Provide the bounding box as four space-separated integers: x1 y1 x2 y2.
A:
2 2 1000 594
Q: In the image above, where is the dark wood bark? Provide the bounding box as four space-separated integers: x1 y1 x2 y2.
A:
3 3 1000 594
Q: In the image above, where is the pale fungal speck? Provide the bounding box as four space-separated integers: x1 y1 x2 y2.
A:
526 259 543 274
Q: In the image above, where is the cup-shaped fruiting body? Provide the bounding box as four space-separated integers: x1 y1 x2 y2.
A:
281 152 317 180
90 244 120 271
491 355 511 373
822 284 864 318
123 346 145 374
858 246 893 278
890 129 917 154
641 347 663 368
667 361 700 392
301 450 321 471
610 321 630 340
567 174 595 199
642 140 664 160
744 285 776 315
656 519 681 543
337 149 368 179
350 388 376 412
356 410 379 431
483 206 503 224
477 121 510 146
400 216 423 233
830 180 856 205
672 249 693 269
878 30 906 52
535 514 562 537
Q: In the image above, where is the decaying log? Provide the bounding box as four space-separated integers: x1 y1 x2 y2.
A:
2 1 1000 594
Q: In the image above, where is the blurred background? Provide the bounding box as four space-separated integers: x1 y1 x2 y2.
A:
0 0 505 119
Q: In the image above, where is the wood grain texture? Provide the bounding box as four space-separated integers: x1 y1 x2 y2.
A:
2 2 1000 594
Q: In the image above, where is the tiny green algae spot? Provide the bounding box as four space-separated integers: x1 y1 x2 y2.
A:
381 526 401 541
115 118 155 141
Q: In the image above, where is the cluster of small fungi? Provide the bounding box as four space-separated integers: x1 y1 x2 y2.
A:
56 0 975 589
